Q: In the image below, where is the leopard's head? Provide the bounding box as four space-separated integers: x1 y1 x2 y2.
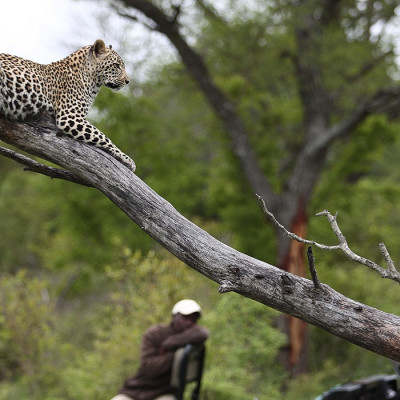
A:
90 40 130 91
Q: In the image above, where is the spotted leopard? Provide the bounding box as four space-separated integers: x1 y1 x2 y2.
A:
0 39 136 171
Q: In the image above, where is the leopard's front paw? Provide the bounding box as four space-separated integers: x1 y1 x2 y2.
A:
121 154 136 172
108 147 136 172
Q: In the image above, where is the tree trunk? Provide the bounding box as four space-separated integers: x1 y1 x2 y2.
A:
278 202 309 376
1 115 400 363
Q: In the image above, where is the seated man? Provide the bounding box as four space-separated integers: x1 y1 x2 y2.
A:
111 299 209 400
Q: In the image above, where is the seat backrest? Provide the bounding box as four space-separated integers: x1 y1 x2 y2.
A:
171 344 206 400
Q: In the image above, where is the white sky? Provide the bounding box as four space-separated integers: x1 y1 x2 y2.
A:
0 0 176 84
0 0 104 63
0 0 399 75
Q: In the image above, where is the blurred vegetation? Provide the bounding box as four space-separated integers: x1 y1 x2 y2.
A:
2 0 400 398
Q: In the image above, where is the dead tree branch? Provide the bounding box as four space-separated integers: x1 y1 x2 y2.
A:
258 195 341 250
1 115 400 362
258 196 400 283
0 145 92 187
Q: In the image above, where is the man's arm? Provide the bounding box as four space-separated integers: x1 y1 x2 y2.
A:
161 325 209 351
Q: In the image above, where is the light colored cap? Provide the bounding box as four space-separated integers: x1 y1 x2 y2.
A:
172 299 202 316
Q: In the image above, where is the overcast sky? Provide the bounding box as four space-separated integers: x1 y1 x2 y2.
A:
0 0 177 84
1 0 399 75
0 0 105 63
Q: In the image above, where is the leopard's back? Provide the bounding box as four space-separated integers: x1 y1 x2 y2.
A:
0 54 52 119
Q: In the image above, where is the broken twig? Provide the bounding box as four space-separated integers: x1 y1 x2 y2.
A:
307 246 321 289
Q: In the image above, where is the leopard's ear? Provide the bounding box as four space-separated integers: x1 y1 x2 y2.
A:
92 40 107 57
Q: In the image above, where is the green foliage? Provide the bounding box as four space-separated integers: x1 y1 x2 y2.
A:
0 170 53 272
0 271 74 398
202 294 286 400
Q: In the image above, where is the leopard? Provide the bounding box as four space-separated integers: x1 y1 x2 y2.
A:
0 39 136 171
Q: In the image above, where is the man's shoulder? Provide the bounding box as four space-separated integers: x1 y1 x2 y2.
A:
145 323 173 336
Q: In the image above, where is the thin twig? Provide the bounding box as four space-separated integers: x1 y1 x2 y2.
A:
257 195 341 250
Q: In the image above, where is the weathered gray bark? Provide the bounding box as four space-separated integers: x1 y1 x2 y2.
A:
1 115 400 362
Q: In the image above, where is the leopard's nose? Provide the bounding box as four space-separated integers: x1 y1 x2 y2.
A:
125 78 130 85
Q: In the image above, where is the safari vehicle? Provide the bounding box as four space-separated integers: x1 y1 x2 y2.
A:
314 374 400 400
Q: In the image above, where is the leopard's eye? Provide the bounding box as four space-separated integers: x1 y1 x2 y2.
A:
113 63 122 70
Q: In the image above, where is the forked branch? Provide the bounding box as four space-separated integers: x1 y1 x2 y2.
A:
258 195 400 283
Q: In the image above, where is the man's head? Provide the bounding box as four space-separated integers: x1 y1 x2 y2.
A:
171 299 202 332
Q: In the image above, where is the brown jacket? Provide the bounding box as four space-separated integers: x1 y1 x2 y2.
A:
119 323 209 400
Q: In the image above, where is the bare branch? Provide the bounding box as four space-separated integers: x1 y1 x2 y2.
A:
259 196 400 283
257 195 341 250
316 210 400 281
305 86 400 157
0 145 92 187
111 3 158 31
197 0 227 24
344 50 394 84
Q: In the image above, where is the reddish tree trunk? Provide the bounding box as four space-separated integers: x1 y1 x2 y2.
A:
279 203 309 376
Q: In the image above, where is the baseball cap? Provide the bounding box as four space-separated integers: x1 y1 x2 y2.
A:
172 299 202 316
